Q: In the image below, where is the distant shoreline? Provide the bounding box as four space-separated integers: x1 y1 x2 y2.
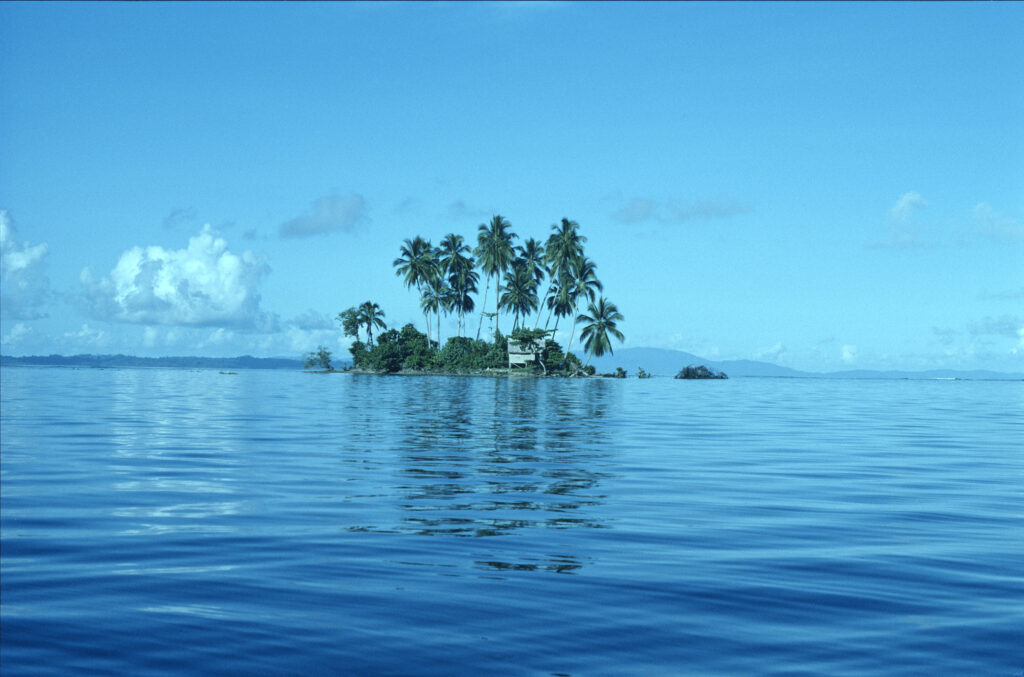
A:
2 354 1020 380
0 354 307 370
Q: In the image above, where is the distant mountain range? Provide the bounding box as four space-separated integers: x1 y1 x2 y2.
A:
1 350 1020 380
588 347 1023 380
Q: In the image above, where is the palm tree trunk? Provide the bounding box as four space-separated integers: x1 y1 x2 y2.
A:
437 310 441 348
561 314 578 366
494 277 501 337
476 277 491 340
533 293 548 329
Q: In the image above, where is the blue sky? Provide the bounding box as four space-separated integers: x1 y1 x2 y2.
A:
1 2 1022 372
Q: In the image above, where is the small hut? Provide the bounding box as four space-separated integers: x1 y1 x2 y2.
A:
507 338 543 371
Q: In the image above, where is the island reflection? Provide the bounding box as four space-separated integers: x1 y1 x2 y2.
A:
343 375 618 571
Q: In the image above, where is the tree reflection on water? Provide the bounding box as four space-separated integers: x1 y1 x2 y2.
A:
338 375 620 573
394 378 616 540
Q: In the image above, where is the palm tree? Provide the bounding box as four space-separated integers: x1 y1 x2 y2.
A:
516 238 547 287
562 255 603 364
357 301 387 348
546 279 574 334
448 265 478 338
578 297 625 366
540 218 585 328
499 261 539 330
393 237 437 341
420 276 447 347
439 234 476 338
474 215 516 339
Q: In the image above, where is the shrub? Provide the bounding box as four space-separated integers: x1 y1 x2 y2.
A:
303 345 333 370
675 365 728 380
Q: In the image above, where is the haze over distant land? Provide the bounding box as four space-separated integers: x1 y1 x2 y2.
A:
1 3 1021 374
3 351 1020 381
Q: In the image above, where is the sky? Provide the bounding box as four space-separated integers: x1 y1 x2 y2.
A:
1 1 1022 373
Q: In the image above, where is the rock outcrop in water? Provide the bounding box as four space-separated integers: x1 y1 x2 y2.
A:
675 364 728 380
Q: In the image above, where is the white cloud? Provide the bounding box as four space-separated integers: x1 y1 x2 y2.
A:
754 342 787 363
870 191 930 249
64 323 108 348
201 328 234 347
1 210 52 319
1012 328 1024 356
889 191 927 222
2 322 32 346
279 193 366 238
972 203 1024 243
841 344 858 364
82 225 276 330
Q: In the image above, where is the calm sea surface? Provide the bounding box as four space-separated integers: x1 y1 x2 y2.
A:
1 367 1022 676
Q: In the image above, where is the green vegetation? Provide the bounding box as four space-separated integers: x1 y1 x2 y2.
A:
675 365 728 380
637 366 651 379
330 214 627 377
303 345 333 371
339 315 592 376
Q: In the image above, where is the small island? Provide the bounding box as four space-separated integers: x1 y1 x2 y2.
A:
675 365 728 380
308 215 626 378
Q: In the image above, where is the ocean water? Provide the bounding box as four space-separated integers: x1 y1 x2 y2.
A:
1 366 1022 676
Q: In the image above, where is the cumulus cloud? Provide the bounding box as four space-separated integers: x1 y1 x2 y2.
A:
1 210 52 319
2 322 32 346
612 197 751 225
841 344 858 364
888 191 927 222
64 323 109 348
870 191 930 249
279 193 366 238
81 225 277 330
972 203 1024 243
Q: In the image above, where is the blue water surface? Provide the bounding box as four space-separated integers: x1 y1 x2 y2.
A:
2 367 1022 675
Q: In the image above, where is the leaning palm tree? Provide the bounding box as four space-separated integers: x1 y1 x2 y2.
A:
499 261 539 330
474 215 516 339
357 301 387 348
578 297 625 366
393 236 437 338
562 255 603 364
